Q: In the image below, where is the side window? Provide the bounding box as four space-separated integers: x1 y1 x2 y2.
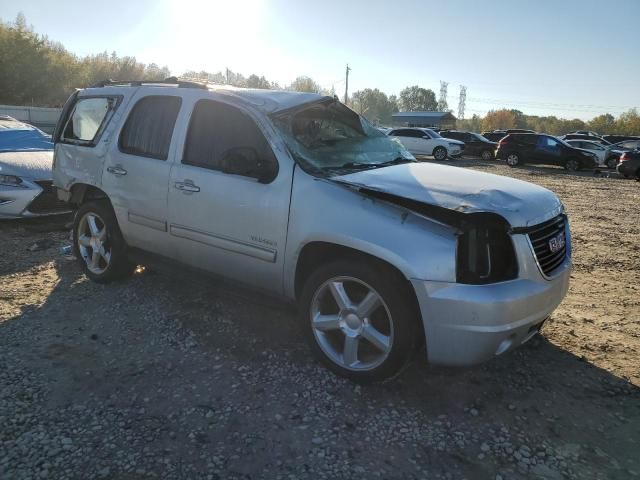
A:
183 100 278 182
411 130 427 138
61 97 118 145
392 129 409 137
119 96 182 160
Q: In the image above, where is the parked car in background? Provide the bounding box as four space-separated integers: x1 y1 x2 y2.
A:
439 130 497 160
602 134 640 144
495 133 597 171
567 130 600 137
52 80 571 382
481 129 535 142
481 130 506 142
559 133 611 145
616 150 640 179
387 127 464 160
564 139 621 168
0 115 69 218
612 139 640 151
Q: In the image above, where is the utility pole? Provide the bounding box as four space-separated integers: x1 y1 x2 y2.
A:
225 68 230 84
344 64 351 104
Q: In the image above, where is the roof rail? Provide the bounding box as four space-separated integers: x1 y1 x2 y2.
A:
90 76 207 89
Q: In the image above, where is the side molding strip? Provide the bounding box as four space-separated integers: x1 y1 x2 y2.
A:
170 224 276 263
128 212 167 232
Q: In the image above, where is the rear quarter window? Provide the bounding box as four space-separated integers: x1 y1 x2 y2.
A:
60 96 119 146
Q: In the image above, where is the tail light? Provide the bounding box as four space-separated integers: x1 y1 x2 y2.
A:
619 152 629 162
498 139 508 146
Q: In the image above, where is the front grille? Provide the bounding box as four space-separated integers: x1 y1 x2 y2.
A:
28 181 69 214
527 215 567 277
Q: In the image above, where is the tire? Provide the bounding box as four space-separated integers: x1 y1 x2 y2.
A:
506 153 520 167
73 201 134 283
481 149 493 161
433 146 447 161
606 157 618 169
564 158 581 172
299 259 420 383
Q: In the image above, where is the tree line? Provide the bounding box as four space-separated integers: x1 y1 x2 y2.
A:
1 14 638 135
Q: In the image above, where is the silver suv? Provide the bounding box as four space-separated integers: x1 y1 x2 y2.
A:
53 79 571 382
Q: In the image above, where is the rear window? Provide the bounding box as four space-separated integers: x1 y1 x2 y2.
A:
60 97 119 145
119 96 182 160
511 134 538 145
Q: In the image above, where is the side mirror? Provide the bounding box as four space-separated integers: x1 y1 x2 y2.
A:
422 135 430 139
221 147 277 183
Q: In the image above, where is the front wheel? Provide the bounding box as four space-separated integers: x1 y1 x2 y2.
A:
506 153 520 167
433 146 447 161
73 201 134 283
564 158 581 172
481 149 493 161
299 260 420 383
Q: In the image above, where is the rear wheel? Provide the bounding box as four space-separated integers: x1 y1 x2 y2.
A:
299 259 420 383
506 153 520 167
481 149 493 161
73 201 134 283
564 158 581 172
606 157 618 169
433 146 447 161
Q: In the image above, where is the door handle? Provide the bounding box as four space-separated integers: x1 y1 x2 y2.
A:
174 181 200 193
107 165 127 176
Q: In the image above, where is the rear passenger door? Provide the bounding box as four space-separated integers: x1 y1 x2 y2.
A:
166 98 292 294
101 92 182 256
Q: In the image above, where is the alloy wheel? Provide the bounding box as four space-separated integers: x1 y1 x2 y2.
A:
506 154 519 166
77 212 111 274
566 159 579 171
434 148 447 161
310 276 393 371
482 150 492 161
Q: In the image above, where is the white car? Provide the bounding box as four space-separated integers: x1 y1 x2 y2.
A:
565 139 620 169
387 127 464 160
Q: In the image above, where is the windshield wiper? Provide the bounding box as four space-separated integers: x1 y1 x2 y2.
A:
322 157 415 174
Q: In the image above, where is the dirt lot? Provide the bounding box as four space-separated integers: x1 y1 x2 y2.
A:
1 160 639 480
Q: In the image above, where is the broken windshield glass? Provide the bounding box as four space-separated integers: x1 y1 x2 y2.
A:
272 100 414 175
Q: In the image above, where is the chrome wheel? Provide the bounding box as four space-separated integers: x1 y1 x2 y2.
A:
77 212 111 275
310 276 393 371
506 154 519 166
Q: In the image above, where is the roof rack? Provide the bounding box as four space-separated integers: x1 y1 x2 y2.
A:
90 76 207 89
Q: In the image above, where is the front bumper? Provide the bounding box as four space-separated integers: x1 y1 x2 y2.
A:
411 233 571 366
0 179 70 219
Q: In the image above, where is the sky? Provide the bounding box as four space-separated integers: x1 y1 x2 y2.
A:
2 0 639 120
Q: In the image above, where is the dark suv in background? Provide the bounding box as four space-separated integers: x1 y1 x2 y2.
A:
439 130 497 160
495 133 597 171
481 129 535 142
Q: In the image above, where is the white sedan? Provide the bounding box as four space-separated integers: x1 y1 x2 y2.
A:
565 139 621 169
387 127 464 160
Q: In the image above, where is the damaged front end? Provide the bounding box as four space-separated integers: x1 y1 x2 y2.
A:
331 183 519 285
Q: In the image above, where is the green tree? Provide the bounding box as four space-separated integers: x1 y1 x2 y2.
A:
351 88 396 125
288 76 321 93
398 85 437 112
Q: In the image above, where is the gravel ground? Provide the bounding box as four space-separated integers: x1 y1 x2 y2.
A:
1 159 639 479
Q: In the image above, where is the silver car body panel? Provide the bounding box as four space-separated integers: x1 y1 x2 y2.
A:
0 150 66 218
53 85 572 367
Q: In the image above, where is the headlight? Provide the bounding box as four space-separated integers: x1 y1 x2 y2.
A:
448 142 459 147
0 174 23 186
456 213 518 284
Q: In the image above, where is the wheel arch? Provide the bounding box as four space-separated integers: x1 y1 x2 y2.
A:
68 183 111 207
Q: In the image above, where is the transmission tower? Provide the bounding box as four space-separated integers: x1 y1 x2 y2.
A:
458 85 467 119
438 81 449 111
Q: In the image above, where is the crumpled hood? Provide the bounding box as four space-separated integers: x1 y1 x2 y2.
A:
334 162 562 228
0 151 54 181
